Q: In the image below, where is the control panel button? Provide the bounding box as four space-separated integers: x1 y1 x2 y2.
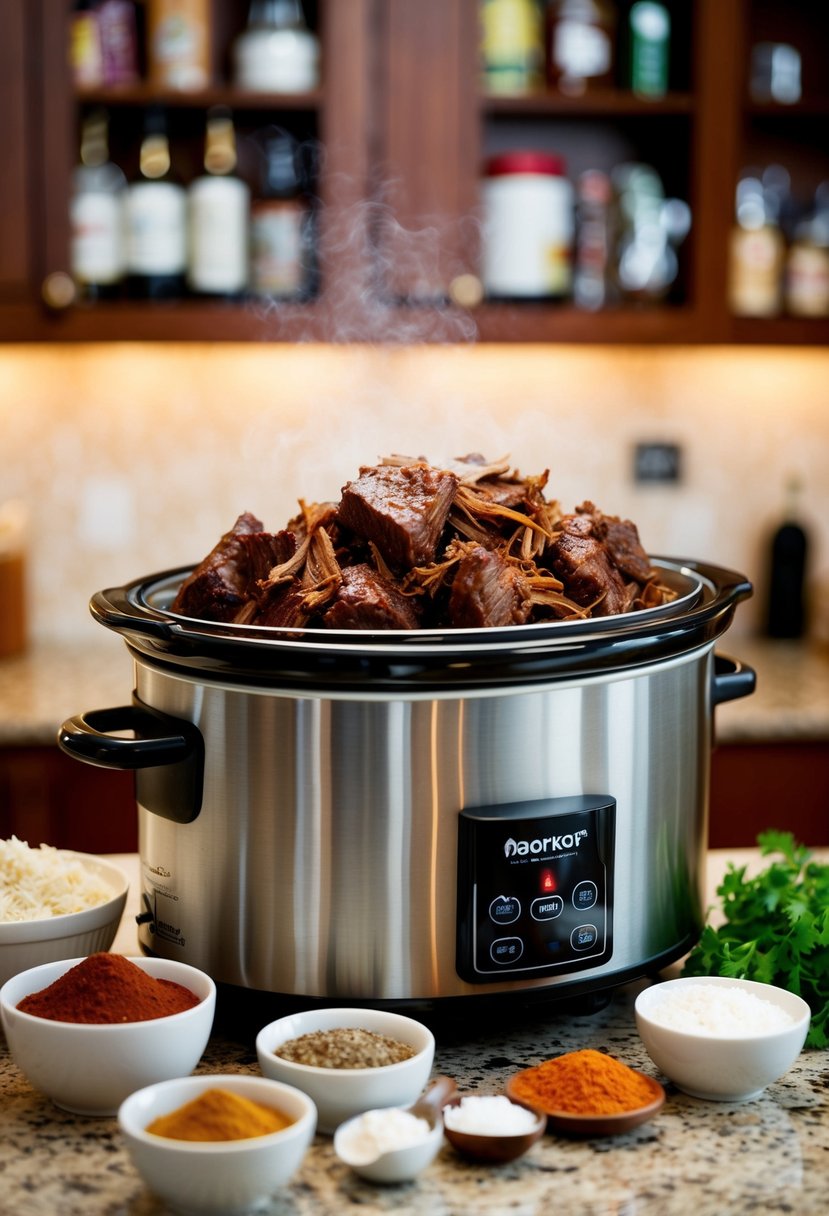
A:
490 937 524 965
489 895 521 925
531 895 564 920
571 924 598 951
572 880 598 911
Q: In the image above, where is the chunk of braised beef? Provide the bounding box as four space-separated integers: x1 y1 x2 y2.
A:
322 564 420 631
245 581 311 629
547 514 630 616
448 545 532 628
171 513 295 622
337 463 459 570
577 502 655 584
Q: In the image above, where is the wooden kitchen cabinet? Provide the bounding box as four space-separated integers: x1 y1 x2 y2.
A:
1 0 827 345
0 2 43 315
709 740 829 849
0 745 138 854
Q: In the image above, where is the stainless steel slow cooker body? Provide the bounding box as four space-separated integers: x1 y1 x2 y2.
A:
61 558 755 1004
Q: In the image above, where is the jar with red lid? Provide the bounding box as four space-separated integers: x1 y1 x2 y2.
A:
481 150 574 299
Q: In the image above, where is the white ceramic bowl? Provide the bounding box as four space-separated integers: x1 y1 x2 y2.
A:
256 1007 435 1134
0 852 128 988
0 956 216 1115
119 1074 317 1215
635 976 811 1102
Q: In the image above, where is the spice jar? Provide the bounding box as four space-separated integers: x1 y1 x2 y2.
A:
233 0 320 93
146 0 211 91
0 501 28 658
481 150 574 299
480 0 544 95
546 0 616 96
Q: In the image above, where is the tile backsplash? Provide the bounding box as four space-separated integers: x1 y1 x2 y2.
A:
1 342 827 644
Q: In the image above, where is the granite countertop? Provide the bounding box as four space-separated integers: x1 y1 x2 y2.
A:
1 852 827 1216
1 635 828 747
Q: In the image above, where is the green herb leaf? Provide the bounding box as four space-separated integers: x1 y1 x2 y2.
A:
683 833 829 1049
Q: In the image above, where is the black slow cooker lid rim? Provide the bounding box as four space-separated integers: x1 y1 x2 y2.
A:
93 555 751 692
91 556 750 658
120 608 737 692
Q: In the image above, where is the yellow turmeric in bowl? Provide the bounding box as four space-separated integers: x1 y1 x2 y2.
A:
146 1088 293 1141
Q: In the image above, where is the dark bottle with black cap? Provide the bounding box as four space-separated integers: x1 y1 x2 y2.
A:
766 476 809 638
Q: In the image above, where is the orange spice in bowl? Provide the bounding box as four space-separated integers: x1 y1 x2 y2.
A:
507 1049 665 1137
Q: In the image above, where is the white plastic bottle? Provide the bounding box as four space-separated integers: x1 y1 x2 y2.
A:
482 151 574 298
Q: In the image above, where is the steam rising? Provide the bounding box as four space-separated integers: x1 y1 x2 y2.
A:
246 166 481 346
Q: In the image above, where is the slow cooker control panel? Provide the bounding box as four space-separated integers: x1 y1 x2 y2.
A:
456 795 615 982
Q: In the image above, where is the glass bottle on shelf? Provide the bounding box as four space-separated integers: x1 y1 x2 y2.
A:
233 0 320 93
188 108 250 297
573 169 616 310
727 171 786 317
627 1 670 98
480 0 544 95
70 108 126 301
123 107 187 300
97 0 140 87
785 185 829 318
249 128 314 299
545 0 616 97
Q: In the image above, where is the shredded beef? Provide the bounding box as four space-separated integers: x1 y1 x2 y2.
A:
578 502 655 584
322 564 420 631
337 463 459 570
172 455 674 631
448 546 531 628
547 514 631 616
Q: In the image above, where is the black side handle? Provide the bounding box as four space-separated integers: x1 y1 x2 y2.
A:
58 702 203 824
712 653 757 707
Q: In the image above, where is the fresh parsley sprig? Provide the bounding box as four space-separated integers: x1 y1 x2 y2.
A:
683 830 829 1048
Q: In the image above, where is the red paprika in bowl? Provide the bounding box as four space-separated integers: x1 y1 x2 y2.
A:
17 952 198 1023
0 955 216 1115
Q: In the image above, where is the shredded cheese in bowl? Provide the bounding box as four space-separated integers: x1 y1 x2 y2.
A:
0 837 116 923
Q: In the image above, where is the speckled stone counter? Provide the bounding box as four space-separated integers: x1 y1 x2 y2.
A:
1 853 828 1216
1 635 828 747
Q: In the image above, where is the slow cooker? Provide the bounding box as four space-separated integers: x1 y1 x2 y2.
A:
59 557 754 1006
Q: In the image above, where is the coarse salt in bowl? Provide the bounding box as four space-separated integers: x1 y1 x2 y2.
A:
442 1093 546 1163
256 1007 435 1134
0 956 216 1115
635 976 811 1102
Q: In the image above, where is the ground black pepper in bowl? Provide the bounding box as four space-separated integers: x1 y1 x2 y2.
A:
274 1028 416 1069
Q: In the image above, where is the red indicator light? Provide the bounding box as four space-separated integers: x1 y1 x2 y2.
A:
541 869 555 892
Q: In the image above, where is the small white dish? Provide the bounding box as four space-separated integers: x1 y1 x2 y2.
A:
0 956 215 1115
256 1006 435 1134
635 975 811 1102
119 1073 316 1215
333 1074 455 1184
0 851 128 988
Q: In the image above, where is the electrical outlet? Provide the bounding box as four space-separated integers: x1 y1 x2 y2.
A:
634 442 682 484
